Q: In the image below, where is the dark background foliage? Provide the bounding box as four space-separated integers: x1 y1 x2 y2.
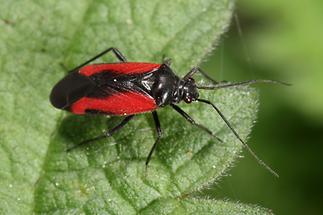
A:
202 1 323 214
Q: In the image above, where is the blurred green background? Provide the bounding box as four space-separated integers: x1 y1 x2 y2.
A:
202 0 323 214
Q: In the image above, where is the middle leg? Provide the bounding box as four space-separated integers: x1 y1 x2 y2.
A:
145 111 162 166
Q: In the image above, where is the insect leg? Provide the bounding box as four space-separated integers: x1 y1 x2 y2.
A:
145 111 162 166
68 47 127 72
183 67 218 84
67 115 134 152
171 104 223 143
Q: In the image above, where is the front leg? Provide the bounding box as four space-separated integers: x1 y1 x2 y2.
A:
171 104 223 143
183 67 218 84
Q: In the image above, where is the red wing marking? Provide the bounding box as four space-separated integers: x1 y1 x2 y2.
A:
79 62 161 76
71 91 157 115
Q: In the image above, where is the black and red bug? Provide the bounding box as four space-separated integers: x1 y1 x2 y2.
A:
50 47 287 176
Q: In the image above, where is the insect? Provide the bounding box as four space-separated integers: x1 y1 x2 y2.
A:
50 47 287 177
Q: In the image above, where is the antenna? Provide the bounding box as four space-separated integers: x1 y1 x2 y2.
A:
197 79 291 90
197 98 279 178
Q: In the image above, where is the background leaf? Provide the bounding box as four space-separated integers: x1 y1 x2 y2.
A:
200 1 323 214
0 0 269 214
234 0 323 121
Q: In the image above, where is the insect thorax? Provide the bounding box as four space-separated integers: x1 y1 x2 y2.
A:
149 64 199 106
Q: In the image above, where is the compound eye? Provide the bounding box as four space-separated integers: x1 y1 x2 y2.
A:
185 96 192 103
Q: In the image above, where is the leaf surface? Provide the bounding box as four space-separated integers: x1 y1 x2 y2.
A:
0 0 269 214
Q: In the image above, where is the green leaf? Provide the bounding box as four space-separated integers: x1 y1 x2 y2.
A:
0 0 269 214
140 198 272 214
